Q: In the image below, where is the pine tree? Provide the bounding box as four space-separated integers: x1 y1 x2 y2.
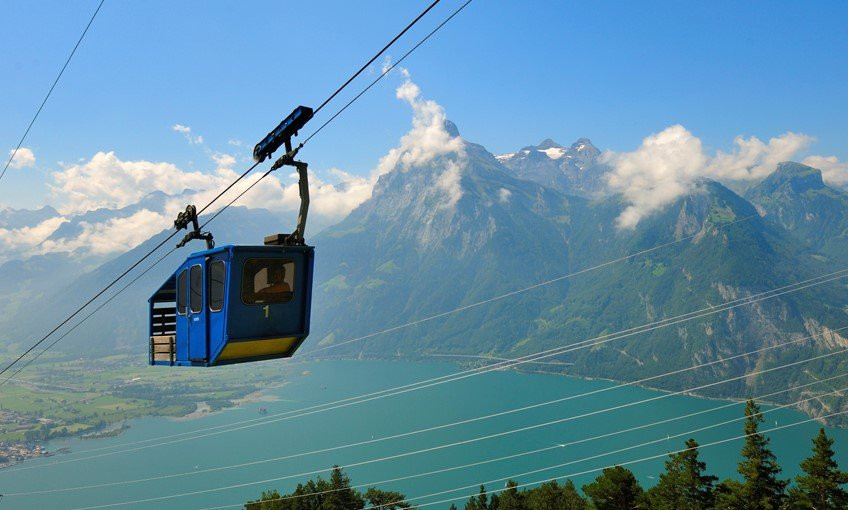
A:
647 438 716 509
489 493 500 510
526 480 588 510
321 466 364 510
364 487 413 509
791 428 848 509
716 399 788 510
582 466 644 510
561 480 589 510
465 485 488 510
245 489 283 510
477 485 489 510
497 481 525 510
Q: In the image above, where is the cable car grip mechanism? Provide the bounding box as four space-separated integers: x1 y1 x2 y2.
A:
174 204 215 250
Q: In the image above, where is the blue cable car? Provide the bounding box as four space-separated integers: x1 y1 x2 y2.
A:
149 244 314 366
149 106 315 367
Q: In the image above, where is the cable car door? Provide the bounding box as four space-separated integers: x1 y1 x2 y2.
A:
187 263 208 362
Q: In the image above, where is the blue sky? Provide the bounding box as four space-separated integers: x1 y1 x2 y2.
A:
2 0 847 211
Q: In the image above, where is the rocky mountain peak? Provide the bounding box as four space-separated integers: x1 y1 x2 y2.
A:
569 138 600 158
754 162 826 196
537 138 564 150
443 119 460 138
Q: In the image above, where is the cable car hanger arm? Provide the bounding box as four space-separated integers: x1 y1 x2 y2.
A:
265 142 309 247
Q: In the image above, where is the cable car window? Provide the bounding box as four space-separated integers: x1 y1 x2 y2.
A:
190 265 202 313
208 261 226 312
242 258 295 304
176 269 187 315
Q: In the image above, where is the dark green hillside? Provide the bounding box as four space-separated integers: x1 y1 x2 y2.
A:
525 180 847 404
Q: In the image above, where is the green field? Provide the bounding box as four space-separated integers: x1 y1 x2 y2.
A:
0 353 293 443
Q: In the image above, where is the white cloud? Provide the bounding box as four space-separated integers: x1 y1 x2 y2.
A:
38 209 172 256
603 125 816 229
50 151 216 214
0 216 67 254
8 147 36 169
436 160 464 208
373 69 465 187
381 55 393 74
498 187 512 204
706 132 813 181
802 155 848 187
211 153 236 172
227 139 243 147
172 124 204 145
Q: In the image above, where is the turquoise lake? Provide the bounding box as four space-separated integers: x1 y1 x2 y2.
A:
1 359 846 509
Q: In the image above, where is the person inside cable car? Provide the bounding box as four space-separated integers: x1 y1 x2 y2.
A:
257 265 292 300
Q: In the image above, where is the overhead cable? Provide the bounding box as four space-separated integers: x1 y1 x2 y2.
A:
0 0 106 184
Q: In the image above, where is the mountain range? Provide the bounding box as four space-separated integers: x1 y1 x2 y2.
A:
2 122 847 423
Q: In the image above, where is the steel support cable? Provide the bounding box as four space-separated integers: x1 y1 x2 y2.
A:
303 0 475 144
189 378 848 510
312 0 442 115
0 0 106 184
1 216 757 468
0 0 463 378
0 248 179 389
378 407 848 510
8 267 846 473
49 348 848 508
10 325 845 495
12 353 847 499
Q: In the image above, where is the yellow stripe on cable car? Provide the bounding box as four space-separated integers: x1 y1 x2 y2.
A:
216 336 299 361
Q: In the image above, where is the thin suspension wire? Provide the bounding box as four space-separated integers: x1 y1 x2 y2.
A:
9 267 846 473
0 0 106 184
10 333 845 497
196 162 259 216
304 0 474 144
191 377 848 510
1 215 757 467
0 248 179 388
51 348 848 508
312 0 441 115
385 408 848 510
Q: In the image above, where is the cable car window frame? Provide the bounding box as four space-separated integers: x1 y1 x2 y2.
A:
176 269 187 315
189 264 203 314
241 258 296 305
208 260 226 313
